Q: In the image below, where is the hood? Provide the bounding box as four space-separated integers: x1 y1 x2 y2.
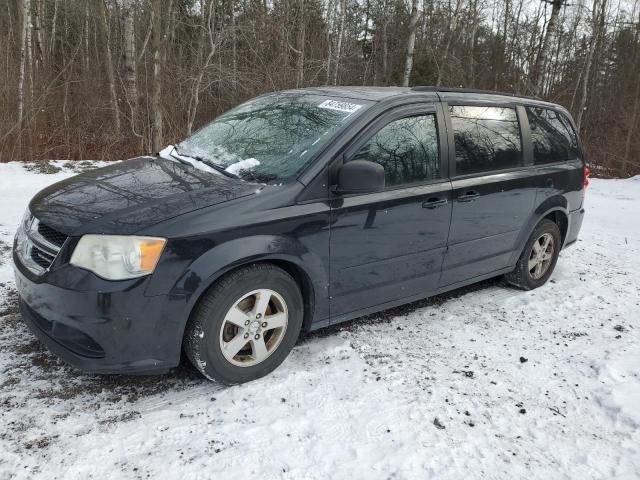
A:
29 157 260 235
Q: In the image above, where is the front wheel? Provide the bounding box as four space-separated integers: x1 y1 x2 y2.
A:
183 264 303 384
505 219 562 290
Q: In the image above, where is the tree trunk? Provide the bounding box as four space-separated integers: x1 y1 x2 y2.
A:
231 0 237 87
295 0 306 88
381 18 389 84
332 0 346 85
468 0 479 85
533 0 564 96
49 0 58 58
325 0 334 84
622 76 640 176
402 0 419 87
101 1 121 133
187 0 215 136
151 0 164 151
84 1 89 72
508 0 524 89
32 0 43 71
137 9 154 63
17 0 30 158
576 0 606 132
436 0 460 86
122 0 138 124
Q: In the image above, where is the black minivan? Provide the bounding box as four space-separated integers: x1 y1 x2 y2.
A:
13 87 587 384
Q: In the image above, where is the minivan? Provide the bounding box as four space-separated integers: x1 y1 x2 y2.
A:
13 86 587 384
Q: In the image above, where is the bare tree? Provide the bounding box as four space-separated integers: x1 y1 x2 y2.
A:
17 0 31 158
0 0 638 177
403 0 420 87
49 0 59 58
295 0 306 88
83 1 90 71
332 0 346 85
532 0 565 96
101 1 121 133
151 0 164 151
187 0 216 136
121 0 138 125
576 0 607 132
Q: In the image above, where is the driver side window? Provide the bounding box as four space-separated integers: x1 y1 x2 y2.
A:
351 114 440 187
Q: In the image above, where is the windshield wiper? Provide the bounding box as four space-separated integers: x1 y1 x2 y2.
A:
193 155 239 179
166 149 193 168
172 147 239 179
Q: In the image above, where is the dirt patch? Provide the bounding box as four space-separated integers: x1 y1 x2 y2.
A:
22 161 62 175
23 434 60 451
0 240 11 267
0 287 19 317
65 160 104 173
27 361 205 404
0 288 208 456
98 411 142 426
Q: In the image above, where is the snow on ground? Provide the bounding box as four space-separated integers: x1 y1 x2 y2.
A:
0 161 638 480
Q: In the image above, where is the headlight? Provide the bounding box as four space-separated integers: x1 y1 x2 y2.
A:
70 235 166 280
20 209 32 232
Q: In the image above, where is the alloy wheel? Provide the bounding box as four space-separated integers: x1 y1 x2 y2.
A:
528 232 555 280
218 289 289 367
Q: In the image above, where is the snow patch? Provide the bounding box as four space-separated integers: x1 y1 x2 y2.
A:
225 158 260 176
0 164 639 479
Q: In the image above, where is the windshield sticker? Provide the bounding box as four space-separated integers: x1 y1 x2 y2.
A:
318 100 363 113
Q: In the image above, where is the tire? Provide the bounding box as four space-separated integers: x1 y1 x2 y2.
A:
505 219 562 290
183 263 303 384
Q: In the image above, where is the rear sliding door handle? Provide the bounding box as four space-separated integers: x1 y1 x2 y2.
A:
422 198 449 209
457 190 480 202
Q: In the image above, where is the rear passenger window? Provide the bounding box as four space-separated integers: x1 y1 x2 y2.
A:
449 106 522 176
525 107 579 164
351 114 439 187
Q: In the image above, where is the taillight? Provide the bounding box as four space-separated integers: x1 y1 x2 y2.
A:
583 166 590 188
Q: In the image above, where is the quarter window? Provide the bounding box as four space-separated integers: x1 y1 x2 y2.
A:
525 107 579 164
351 114 439 187
449 106 522 175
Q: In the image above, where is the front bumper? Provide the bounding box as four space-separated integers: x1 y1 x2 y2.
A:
13 251 188 375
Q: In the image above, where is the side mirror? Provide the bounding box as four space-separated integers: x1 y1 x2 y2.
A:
334 160 385 195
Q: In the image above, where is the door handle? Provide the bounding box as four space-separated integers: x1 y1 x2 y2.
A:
457 190 480 202
422 198 449 209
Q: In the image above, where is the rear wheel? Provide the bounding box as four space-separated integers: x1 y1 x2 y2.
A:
184 264 303 384
505 219 561 290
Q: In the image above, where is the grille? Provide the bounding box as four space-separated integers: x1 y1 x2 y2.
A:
37 222 68 248
31 247 56 269
16 216 65 275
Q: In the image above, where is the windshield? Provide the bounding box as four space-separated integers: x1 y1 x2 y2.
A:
176 94 372 182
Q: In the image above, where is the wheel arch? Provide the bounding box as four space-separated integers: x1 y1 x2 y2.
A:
175 235 325 348
542 210 569 246
511 200 570 266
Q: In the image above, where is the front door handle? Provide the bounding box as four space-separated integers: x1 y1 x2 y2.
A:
457 190 480 202
422 197 449 209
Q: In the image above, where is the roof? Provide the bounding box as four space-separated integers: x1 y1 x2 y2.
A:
409 86 542 100
279 85 559 108
279 86 413 101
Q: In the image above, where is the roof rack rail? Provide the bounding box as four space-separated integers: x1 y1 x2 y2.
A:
411 86 542 101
